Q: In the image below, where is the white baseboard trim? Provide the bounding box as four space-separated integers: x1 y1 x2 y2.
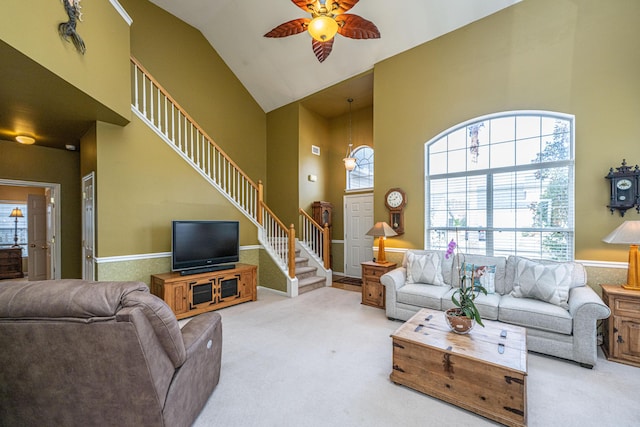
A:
96 245 260 264
372 247 628 269
576 259 627 269
96 252 170 264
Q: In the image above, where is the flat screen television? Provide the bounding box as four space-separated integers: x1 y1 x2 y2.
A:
171 220 239 275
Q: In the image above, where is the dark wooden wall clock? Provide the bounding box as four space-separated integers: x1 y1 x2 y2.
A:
606 159 640 216
384 188 407 235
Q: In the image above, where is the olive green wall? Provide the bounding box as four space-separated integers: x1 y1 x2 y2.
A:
298 105 330 212
266 103 300 227
0 140 81 278
93 0 266 257
120 0 266 183
80 124 98 179
268 101 373 274
95 118 258 257
327 105 374 240
0 185 45 201
373 0 640 264
0 0 131 121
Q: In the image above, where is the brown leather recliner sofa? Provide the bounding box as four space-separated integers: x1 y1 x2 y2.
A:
0 279 222 427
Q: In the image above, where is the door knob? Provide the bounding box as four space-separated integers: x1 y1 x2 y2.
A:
30 244 36 248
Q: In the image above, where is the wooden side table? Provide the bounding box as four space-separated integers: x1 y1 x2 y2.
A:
361 261 396 309
601 284 640 368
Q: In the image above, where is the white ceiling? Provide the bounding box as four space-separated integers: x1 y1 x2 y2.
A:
149 0 521 114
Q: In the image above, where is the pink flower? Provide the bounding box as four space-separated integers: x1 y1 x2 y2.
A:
445 239 457 259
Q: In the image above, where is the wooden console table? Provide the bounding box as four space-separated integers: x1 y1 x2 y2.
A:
0 248 24 280
151 263 257 319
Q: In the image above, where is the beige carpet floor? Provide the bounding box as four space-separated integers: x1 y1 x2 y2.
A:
190 286 636 427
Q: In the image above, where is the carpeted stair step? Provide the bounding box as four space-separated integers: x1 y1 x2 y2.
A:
296 265 318 280
295 256 309 268
294 251 325 295
298 275 326 294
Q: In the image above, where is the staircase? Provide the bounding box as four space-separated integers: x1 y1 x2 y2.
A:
294 248 327 294
130 56 332 296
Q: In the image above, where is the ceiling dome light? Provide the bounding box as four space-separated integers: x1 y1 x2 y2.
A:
307 15 338 42
16 135 35 145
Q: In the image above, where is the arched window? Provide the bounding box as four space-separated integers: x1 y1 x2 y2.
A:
347 145 374 191
425 111 575 261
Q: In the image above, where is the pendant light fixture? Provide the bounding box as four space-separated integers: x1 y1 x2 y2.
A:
343 98 356 171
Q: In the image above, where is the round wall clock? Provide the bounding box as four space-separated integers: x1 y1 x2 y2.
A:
385 188 407 210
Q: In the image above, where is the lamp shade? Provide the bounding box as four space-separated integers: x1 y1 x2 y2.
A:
603 221 640 290
602 221 640 244
343 156 356 171
9 208 23 218
366 222 398 238
307 15 339 42
366 222 396 263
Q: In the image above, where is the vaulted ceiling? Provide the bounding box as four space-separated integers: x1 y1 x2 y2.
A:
149 0 520 117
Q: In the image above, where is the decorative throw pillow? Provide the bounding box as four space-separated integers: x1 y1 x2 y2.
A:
406 252 445 286
510 257 573 309
464 264 496 294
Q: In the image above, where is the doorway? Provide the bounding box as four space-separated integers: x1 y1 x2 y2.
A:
0 179 61 280
82 173 95 280
343 193 374 277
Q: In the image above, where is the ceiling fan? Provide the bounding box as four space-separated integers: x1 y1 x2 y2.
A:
264 0 380 63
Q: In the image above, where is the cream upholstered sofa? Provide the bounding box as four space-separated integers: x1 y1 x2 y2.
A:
0 279 222 426
380 250 611 368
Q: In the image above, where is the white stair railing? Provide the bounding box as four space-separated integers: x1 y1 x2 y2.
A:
130 57 295 278
298 209 330 270
261 203 296 279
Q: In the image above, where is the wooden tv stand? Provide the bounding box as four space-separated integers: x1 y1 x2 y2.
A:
150 263 257 319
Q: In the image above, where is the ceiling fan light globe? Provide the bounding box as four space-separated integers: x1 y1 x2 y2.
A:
308 16 338 42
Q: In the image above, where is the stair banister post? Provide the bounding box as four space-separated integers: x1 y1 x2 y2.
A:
257 180 264 226
323 223 331 269
288 224 296 278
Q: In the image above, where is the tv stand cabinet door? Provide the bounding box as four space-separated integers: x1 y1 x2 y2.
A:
151 277 188 315
238 266 258 301
172 281 189 314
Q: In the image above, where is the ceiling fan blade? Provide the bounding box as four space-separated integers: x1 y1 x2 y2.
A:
336 14 380 39
312 38 334 62
331 0 359 15
291 0 314 13
264 18 310 38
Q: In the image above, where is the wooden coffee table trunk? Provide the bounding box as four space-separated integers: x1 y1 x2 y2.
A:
390 309 527 427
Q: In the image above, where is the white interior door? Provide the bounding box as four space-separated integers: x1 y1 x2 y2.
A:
45 188 56 279
344 193 374 277
82 173 95 281
27 194 48 280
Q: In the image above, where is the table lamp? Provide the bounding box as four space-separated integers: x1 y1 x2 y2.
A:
603 220 640 290
366 222 397 263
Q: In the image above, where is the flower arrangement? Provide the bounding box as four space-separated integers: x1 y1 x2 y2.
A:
445 238 487 327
